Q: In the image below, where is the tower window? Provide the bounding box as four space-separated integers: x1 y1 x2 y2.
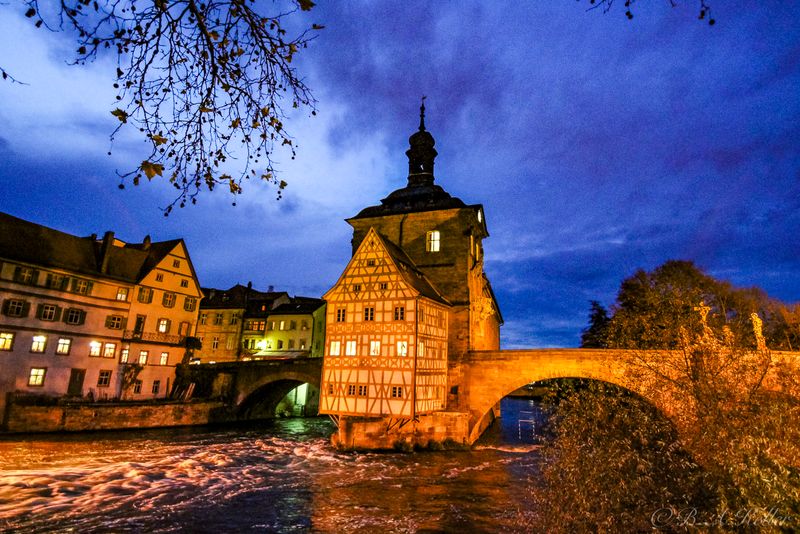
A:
426 231 440 252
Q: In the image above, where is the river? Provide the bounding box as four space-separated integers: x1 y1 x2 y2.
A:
0 398 549 533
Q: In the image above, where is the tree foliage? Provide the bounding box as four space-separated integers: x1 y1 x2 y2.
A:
580 300 610 348
580 0 716 25
592 260 800 350
21 0 320 213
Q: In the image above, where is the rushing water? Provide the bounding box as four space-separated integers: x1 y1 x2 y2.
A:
0 398 548 533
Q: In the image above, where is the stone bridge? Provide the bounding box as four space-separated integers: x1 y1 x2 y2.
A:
456 348 800 444
176 357 322 418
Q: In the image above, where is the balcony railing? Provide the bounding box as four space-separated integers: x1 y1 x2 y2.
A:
123 330 184 345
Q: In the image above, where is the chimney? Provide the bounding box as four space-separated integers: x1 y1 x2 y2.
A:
100 231 114 274
142 235 151 251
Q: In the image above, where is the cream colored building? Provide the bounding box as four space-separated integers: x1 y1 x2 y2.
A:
0 212 202 420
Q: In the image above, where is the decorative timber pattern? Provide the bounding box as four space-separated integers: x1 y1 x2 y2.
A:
319 228 449 419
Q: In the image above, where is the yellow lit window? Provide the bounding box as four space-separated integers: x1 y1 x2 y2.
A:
0 332 14 350
418 341 425 357
396 341 408 357
89 341 102 356
116 287 129 301
28 367 46 387
56 338 71 355
160 352 169 365
31 335 47 353
138 350 149 365
103 343 116 358
426 231 440 252
120 348 129 363
345 340 357 356
369 340 381 356
329 341 341 356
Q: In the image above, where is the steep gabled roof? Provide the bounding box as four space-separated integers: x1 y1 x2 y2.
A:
0 211 190 284
324 227 450 306
270 297 325 315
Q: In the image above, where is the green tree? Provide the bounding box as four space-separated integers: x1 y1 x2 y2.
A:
15 0 321 213
580 300 610 348
581 0 716 25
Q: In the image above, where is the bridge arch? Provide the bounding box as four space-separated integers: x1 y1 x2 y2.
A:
463 349 647 443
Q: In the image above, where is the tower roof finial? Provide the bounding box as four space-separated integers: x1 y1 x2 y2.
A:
419 95 427 131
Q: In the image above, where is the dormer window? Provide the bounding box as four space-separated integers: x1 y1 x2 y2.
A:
477 209 483 223
426 231 440 252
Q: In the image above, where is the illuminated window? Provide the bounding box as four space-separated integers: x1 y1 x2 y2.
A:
279 320 285 330
364 307 374 321
56 338 71 355
418 341 425 357
477 209 482 223
28 367 46 387
184 297 197 312
3 299 25 317
345 340 357 356
358 385 367 396
65 308 85 325
39 304 57 321
199 313 207 325
180 279 189 288
152 380 161 394
97 370 112 387
396 341 408 357
31 335 47 353
329 341 341 356
394 307 405 321
391 386 403 398
268 321 275 331
116 287 129 301
138 287 153 303
133 380 142 394
89 341 102 356
426 231 440 252
155 273 164 282
347 384 356 396
0 332 15 350
301 320 308 330
103 343 116 358
138 350 149 365
162 292 176 308
120 348 129 363
160 352 169 365
336 308 346 322
157 318 170 333
300 339 307 350
369 340 381 356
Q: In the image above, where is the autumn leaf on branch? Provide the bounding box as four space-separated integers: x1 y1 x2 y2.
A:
24 0 322 214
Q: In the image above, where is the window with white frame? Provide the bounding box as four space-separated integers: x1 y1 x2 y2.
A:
40 304 57 321
369 340 381 356
56 338 72 355
391 386 403 398
106 315 124 330
358 385 367 396
97 370 112 387
152 380 161 394
120 348 129 363
89 341 102 356
418 341 425 357
199 312 207 325
364 307 374 321
157 318 170 333
162 292 176 308
345 340 357 356
28 367 46 387
138 350 149 365
396 341 408 357
65 308 85 325
31 335 47 353
103 343 116 359
394 307 405 321
116 287 129 301
133 380 142 394
426 230 440 252
160 352 169 365
212 337 219 349
329 341 341 356
336 308 346 322
4 299 25 317
347 384 356 396
213 313 223 325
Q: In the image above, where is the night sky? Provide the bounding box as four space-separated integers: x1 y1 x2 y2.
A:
1 1 798 348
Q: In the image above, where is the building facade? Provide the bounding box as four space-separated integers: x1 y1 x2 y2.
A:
319 107 502 429
0 212 202 419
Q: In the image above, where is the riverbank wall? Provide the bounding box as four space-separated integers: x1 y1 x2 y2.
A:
332 412 473 451
1 398 236 434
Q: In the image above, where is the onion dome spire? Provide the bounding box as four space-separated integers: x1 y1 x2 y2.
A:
406 96 437 187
